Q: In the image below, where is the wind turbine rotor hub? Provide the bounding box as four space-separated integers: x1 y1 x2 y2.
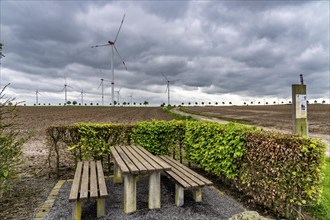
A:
108 40 114 45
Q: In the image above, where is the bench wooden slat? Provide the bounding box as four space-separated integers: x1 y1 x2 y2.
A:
163 156 212 186
115 146 140 174
120 146 149 174
90 161 98 198
133 146 164 171
96 161 108 198
69 161 83 202
160 156 205 187
111 147 130 174
160 156 199 188
80 161 90 200
126 146 156 172
166 170 192 188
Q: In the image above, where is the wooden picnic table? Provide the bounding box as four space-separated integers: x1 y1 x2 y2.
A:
110 146 171 213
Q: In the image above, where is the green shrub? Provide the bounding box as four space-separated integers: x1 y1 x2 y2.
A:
0 86 25 196
238 131 326 218
184 121 255 179
131 120 185 155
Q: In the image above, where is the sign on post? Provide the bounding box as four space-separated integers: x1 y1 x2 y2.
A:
292 78 307 136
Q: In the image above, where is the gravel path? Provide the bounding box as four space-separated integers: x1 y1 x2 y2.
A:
45 175 245 220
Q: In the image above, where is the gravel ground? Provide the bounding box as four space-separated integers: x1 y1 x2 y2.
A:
45 175 245 220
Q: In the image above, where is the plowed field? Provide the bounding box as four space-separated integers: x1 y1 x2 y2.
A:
0 106 175 220
182 104 330 135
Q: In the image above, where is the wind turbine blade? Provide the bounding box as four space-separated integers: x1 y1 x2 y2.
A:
165 84 168 93
114 14 126 43
67 85 74 89
91 44 110 48
98 81 102 89
114 45 128 70
161 72 169 81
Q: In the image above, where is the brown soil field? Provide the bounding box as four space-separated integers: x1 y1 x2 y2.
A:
0 106 175 220
182 104 330 135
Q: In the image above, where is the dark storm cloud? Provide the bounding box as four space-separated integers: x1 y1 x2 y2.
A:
1 1 329 105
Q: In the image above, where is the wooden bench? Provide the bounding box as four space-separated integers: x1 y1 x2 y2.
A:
69 161 108 220
158 155 213 206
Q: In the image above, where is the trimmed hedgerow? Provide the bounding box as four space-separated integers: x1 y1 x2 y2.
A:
46 120 326 219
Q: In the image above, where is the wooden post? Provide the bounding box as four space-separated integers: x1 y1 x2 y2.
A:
292 84 307 136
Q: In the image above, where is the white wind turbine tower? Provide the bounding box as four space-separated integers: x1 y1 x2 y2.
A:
35 87 41 105
98 78 110 106
161 73 179 106
128 93 133 106
80 89 85 106
91 14 127 106
116 88 122 105
62 74 73 104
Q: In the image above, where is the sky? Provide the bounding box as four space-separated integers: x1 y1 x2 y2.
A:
0 0 329 106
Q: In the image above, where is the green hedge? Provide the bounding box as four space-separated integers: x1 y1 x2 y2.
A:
46 120 326 219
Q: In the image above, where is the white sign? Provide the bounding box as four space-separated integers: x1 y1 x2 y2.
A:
296 94 307 118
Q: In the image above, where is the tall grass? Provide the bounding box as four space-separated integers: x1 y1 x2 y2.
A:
307 157 330 219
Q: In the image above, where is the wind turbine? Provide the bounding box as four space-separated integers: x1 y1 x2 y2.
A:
80 89 85 106
98 78 110 106
35 87 41 105
91 14 127 106
116 88 122 105
161 73 179 106
128 93 133 106
62 74 73 104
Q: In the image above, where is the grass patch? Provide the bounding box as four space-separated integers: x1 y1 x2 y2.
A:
307 157 330 220
163 106 195 121
179 107 252 125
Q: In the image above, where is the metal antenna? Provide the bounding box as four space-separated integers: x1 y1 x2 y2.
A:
161 73 179 106
91 14 127 106
300 74 304 85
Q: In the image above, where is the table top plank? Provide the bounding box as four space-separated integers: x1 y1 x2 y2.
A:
120 146 149 174
80 161 90 200
133 146 163 171
136 146 171 171
115 146 140 174
69 161 83 202
111 147 130 174
126 146 157 171
89 161 98 198
96 161 108 198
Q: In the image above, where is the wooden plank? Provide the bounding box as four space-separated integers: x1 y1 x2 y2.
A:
165 170 191 188
126 146 155 171
115 146 140 174
160 156 204 186
96 161 108 198
163 156 212 185
133 146 163 171
69 161 83 202
80 161 90 200
90 161 98 198
136 146 171 171
110 147 130 174
160 156 199 188
120 146 148 174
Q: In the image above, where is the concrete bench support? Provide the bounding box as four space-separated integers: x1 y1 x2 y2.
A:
175 184 184 207
113 162 123 183
193 188 202 202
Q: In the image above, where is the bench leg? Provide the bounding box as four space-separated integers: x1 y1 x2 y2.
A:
124 174 137 213
149 171 161 209
175 184 184 206
72 201 82 220
193 188 202 202
113 162 123 183
97 198 106 217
